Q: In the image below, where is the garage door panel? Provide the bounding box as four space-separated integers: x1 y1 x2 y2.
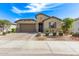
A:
20 24 36 32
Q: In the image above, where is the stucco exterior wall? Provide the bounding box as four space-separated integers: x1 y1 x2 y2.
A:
43 18 63 32
36 14 49 23
72 20 79 33
36 22 38 32
36 14 49 32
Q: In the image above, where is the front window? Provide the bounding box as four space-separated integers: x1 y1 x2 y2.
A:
49 22 56 28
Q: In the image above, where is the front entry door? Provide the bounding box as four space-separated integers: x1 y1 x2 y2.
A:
38 23 43 32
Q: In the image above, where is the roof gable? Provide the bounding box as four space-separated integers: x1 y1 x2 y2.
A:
43 16 62 22
35 13 50 22
35 13 50 18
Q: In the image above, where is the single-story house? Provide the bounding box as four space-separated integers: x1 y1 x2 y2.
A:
72 18 79 33
15 13 64 33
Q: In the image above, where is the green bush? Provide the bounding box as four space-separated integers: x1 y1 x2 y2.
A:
53 32 57 36
11 28 16 33
70 32 74 35
2 32 6 35
72 33 79 37
59 32 63 36
7 31 11 33
45 30 49 36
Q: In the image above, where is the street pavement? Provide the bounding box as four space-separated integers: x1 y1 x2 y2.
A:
0 33 79 56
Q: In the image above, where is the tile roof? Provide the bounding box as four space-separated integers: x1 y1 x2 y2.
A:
15 19 35 23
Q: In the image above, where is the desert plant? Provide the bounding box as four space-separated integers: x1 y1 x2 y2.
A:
7 31 11 33
72 33 79 37
70 32 74 35
45 30 49 36
2 32 6 35
52 32 57 36
59 32 63 36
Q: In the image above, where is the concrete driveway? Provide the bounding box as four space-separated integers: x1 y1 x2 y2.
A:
0 33 36 40
0 33 79 56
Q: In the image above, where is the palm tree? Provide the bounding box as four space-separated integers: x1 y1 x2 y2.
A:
62 18 74 34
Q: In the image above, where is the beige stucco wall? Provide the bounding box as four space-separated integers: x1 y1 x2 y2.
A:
36 14 49 32
43 18 63 32
36 22 38 32
71 20 79 33
36 14 49 23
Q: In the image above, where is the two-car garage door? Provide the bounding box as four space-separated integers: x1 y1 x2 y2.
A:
19 24 36 32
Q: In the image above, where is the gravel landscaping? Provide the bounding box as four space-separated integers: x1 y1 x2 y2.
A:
0 33 79 41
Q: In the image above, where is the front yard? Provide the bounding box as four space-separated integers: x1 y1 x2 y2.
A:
0 33 79 41
34 33 79 41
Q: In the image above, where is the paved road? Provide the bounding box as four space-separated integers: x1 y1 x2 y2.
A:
0 40 79 55
0 33 79 56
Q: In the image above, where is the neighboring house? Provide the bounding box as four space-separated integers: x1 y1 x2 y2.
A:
8 23 16 32
15 13 64 33
0 24 9 33
0 23 16 33
0 25 3 33
72 19 79 33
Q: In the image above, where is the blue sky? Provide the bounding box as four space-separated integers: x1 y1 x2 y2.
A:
0 3 79 23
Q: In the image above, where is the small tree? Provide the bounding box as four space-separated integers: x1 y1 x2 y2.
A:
45 28 50 36
62 18 74 34
0 20 11 33
11 28 16 33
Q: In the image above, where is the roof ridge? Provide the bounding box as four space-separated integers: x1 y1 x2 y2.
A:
15 19 35 23
42 16 62 22
35 13 50 19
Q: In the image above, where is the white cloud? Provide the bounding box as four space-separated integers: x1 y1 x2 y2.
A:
11 3 63 14
11 6 22 14
25 3 49 12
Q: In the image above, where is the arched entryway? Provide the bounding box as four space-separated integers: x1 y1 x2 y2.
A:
38 23 43 32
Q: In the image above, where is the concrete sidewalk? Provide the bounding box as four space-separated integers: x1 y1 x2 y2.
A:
0 40 79 56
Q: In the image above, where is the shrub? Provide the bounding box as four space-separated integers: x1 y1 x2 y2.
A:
72 33 79 37
70 32 73 35
45 30 49 36
2 32 6 35
53 32 56 36
7 31 11 33
59 32 63 36
11 28 16 33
